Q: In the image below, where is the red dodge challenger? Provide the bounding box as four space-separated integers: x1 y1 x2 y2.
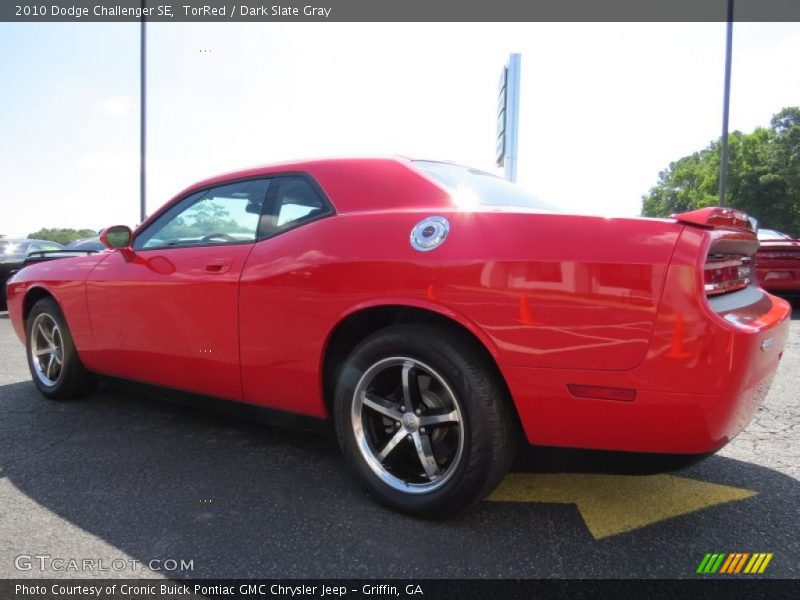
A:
5 158 791 517
755 228 800 295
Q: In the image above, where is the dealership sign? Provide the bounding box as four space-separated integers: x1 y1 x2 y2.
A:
496 53 521 182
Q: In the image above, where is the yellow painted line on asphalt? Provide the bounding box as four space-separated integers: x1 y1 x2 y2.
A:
487 473 757 539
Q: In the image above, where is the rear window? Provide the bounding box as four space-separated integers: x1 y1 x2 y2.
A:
413 160 560 211
757 229 792 241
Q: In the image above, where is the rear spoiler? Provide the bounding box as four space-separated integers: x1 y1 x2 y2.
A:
671 207 757 233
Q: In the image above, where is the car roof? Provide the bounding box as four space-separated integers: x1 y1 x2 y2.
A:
188 156 408 183
166 157 450 216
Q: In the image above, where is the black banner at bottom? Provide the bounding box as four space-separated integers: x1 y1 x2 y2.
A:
2 579 797 600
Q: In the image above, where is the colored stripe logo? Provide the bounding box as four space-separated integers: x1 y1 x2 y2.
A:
697 552 773 574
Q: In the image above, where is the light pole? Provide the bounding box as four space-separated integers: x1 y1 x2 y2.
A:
718 0 734 207
139 1 147 223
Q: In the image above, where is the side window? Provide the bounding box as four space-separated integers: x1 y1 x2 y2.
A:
135 179 270 250
259 176 331 238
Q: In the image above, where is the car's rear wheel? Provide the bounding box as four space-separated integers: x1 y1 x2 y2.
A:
334 324 518 518
26 297 94 400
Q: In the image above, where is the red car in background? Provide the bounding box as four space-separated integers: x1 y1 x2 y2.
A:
5 158 792 517
756 228 800 295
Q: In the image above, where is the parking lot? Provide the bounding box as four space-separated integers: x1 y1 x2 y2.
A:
0 305 798 579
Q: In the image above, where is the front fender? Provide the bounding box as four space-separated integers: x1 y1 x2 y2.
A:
7 254 107 350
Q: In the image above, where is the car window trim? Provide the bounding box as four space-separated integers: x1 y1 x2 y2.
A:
132 171 335 251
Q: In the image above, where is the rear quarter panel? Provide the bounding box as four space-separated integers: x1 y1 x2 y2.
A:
239 209 682 416
509 225 791 452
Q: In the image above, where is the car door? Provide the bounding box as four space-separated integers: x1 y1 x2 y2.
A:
84 178 270 400
238 174 335 414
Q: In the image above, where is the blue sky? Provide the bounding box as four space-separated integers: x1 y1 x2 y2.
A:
1 22 799 236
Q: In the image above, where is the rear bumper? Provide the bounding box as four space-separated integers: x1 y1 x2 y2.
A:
757 266 800 293
504 289 791 454
506 352 784 454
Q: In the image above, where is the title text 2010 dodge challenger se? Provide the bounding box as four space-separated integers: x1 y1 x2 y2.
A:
6 158 791 517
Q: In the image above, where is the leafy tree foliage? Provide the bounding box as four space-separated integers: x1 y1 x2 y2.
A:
27 228 98 245
156 199 252 242
642 107 800 236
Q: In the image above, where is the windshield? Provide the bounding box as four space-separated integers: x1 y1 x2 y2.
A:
413 161 560 212
757 229 792 241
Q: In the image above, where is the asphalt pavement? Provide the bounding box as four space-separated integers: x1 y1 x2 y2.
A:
0 305 798 579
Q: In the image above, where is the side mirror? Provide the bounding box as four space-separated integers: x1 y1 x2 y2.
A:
100 225 135 260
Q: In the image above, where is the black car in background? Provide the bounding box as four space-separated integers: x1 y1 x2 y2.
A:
64 237 104 251
0 238 64 310
21 237 104 268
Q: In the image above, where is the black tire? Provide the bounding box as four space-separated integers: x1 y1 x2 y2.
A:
25 296 95 400
334 323 518 518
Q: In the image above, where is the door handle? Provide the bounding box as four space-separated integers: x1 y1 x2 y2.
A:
204 259 231 274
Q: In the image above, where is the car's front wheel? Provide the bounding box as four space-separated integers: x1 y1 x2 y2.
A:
334 324 518 518
26 296 94 400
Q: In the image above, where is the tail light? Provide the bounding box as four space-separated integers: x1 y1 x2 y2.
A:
673 207 759 299
704 254 752 296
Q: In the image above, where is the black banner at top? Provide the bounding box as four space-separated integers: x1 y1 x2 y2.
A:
3 0 800 22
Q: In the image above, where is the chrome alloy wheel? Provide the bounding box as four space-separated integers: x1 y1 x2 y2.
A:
30 313 64 386
351 357 465 494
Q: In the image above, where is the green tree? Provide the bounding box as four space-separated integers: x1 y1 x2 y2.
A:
157 199 251 241
27 228 98 245
642 107 800 236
